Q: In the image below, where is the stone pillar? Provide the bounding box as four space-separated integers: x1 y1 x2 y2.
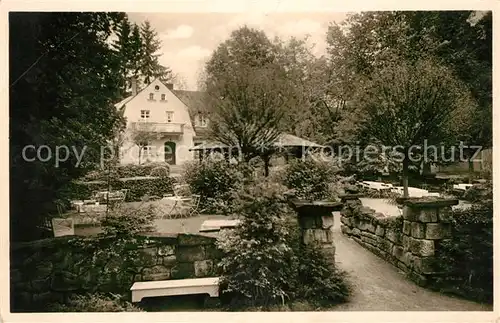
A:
400 198 458 286
289 200 343 263
339 194 363 236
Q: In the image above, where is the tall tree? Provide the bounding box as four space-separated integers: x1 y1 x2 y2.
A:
351 59 474 197
112 16 134 96
10 12 125 241
140 20 173 85
204 26 296 176
129 24 144 82
326 11 492 149
273 36 341 144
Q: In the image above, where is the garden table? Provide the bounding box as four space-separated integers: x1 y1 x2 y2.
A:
160 196 192 219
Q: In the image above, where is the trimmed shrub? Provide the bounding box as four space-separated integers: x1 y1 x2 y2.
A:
434 200 493 304
81 163 171 181
114 177 174 201
183 160 252 214
49 293 143 312
117 162 170 178
65 177 174 202
283 159 339 200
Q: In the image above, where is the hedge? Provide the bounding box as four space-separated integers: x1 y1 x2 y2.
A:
115 177 174 201
65 177 175 202
82 163 171 182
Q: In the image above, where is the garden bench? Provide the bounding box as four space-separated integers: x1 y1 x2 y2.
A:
130 277 220 303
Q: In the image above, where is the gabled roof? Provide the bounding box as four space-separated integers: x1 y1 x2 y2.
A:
114 95 134 110
113 79 209 125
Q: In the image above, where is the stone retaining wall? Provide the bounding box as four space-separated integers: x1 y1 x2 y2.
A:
10 233 221 311
340 195 457 286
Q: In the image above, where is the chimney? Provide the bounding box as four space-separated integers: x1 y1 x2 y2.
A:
165 83 174 90
131 77 138 96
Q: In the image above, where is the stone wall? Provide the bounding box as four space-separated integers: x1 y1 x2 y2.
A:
10 233 222 311
340 195 457 286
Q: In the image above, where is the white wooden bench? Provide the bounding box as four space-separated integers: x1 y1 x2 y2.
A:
130 277 220 303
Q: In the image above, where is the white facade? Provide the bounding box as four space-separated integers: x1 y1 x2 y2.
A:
115 79 197 165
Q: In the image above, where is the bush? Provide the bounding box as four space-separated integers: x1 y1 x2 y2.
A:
115 177 174 201
434 200 493 304
183 160 252 213
296 243 351 306
283 159 338 200
60 180 108 201
463 181 492 203
67 204 157 295
216 180 299 308
49 293 143 312
216 180 351 310
117 162 170 178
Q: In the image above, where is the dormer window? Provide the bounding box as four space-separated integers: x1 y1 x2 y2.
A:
149 93 154 100
196 113 208 127
161 94 166 101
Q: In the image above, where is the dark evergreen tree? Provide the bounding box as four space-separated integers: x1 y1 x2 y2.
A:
112 16 133 96
129 24 144 85
140 20 172 85
9 12 125 241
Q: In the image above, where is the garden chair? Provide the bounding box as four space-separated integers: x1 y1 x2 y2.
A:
160 184 203 219
171 194 202 219
107 190 127 209
163 183 190 198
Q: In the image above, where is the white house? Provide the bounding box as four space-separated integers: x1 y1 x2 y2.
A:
114 79 209 165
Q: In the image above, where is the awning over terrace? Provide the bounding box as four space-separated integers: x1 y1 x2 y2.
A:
188 133 325 152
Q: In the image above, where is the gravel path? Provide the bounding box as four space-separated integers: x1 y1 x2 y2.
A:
329 213 492 311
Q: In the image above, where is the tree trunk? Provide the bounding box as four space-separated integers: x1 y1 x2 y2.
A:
468 157 474 184
402 152 409 198
263 156 270 177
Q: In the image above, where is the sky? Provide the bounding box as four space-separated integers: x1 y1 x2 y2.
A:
128 12 348 90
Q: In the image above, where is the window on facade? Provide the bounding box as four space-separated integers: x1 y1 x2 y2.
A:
197 113 208 127
149 93 154 100
140 142 153 156
140 110 150 121
155 85 160 91
161 94 166 101
166 111 174 123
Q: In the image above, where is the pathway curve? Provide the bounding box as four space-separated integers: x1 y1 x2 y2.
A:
329 213 492 311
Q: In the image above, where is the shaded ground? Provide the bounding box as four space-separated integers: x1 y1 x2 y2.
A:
329 212 492 311
74 213 233 236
